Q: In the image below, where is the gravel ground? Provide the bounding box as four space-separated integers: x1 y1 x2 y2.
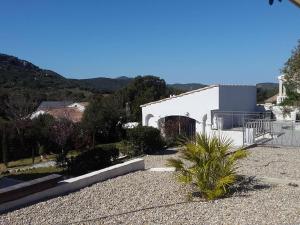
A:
144 148 181 169
1 146 300 225
238 146 300 180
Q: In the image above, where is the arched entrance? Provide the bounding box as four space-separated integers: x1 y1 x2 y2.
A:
158 116 196 141
144 114 154 126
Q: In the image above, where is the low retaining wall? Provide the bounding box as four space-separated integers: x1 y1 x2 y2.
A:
0 174 62 204
0 158 145 214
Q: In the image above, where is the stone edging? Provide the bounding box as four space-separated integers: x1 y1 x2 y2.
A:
0 158 145 214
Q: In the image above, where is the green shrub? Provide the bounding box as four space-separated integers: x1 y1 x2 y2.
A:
96 143 117 150
126 126 165 155
167 134 247 200
117 140 136 157
68 146 119 175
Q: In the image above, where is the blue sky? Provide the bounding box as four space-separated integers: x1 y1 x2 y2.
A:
0 0 299 84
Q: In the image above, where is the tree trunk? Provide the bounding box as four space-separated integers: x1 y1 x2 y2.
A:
92 130 95 150
2 124 8 167
31 148 35 165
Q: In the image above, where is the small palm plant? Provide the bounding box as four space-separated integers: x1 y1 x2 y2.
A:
167 134 247 200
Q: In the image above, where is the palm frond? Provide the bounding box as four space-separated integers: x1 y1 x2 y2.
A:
169 133 248 200
229 149 248 161
216 175 236 189
177 170 193 184
166 158 184 170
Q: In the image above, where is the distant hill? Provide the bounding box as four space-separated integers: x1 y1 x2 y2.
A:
256 82 278 104
0 53 208 93
256 82 278 90
71 76 133 92
0 53 76 89
0 53 95 109
0 53 135 93
0 53 279 104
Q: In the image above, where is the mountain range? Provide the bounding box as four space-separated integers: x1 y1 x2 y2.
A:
0 53 278 96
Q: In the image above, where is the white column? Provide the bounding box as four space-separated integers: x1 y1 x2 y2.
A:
279 78 283 96
277 75 287 105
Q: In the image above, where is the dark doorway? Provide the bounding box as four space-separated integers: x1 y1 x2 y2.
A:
159 116 196 141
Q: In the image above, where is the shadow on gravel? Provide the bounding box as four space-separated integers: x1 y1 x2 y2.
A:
228 175 272 196
186 175 272 200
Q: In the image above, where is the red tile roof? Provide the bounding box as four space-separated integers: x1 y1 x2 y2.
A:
46 107 83 123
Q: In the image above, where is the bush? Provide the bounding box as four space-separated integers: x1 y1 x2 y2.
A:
117 140 136 157
126 126 165 155
68 146 119 175
167 134 247 200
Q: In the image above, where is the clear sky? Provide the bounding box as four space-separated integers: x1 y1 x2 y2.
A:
0 0 299 84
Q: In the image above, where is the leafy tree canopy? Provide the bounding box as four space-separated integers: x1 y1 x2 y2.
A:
281 40 300 106
117 75 175 122
82 95 124 146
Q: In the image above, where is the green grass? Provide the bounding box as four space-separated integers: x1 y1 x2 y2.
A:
0 150 84 170
0 154 57 169
66 149 81 158
96 142 121 149
0 142 122 181
1 166 64 181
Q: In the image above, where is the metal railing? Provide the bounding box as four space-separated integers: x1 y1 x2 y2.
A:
211 111 272 131
243 119 300 147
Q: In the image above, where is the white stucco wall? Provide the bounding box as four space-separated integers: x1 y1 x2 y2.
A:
141 86 220 132
142 85 257 129
141 84 257 146
206 129 244 147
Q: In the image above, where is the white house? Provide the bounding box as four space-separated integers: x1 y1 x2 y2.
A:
30 101 89 123
141 85 262 146
265 75 300 121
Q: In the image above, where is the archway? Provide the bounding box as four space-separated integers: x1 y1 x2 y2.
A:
145 114 154 126
158 116 196 141
202 114 207 134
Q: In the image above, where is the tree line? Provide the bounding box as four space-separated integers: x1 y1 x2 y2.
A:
0 76 179 166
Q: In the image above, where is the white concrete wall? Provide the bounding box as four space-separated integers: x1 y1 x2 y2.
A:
141 85 256 147
271 105 299 121
142 86 220 132
220 130 244 146
0 158 145 214
219 85 257 111
206 127 244 147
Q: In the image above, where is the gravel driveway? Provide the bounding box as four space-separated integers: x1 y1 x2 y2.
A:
0 146 299 225
238 146 300 180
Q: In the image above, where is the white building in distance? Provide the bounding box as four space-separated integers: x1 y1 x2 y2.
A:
277 75 287 105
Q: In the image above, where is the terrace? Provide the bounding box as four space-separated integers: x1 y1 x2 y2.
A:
1 146 299 225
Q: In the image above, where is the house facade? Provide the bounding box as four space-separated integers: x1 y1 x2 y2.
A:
141 85 263 146
30 101 89 123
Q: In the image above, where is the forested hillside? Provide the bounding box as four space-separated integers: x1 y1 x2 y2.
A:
256 83 278 103
0 53 279 120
